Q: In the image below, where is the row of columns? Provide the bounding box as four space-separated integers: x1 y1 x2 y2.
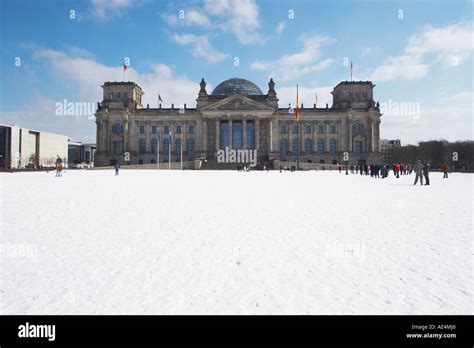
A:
214 119 259 151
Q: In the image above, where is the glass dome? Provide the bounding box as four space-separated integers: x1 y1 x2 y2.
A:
211 78 263 96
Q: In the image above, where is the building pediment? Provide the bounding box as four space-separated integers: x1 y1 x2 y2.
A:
200 94 275 112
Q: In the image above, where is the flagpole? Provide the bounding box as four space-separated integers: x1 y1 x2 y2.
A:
296 84 300 171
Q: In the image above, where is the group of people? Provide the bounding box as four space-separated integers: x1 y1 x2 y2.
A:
337 160 451 186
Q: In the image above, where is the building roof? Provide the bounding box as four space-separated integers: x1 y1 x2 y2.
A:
211 78 263 96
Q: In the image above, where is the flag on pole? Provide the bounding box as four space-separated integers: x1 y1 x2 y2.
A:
168 128 172 145
122 63 127 81
158 94 163 103
315 93 318 106
295 84 300 122
350 61 353 81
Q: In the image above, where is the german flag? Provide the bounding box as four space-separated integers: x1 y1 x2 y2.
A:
295 85 300 122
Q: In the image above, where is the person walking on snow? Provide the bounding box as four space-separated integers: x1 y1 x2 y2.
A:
395 163 401 178
413 160 423 185
423 162 430 185
442 163 449 178
114 162 120 176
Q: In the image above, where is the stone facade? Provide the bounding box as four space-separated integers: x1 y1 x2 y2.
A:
94 78 382 167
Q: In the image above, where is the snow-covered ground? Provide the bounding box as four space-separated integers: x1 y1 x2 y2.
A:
0 169 472 314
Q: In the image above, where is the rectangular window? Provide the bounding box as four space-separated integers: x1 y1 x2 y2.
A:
139 125 145 134
306 125 311 134
354 141 363 154
280 125 287 134
330 125 337 134
318 125 325 134
152 126 157 134
189 125 194 134
164 125 169 134
176 125 181 134
113 141 122 155
317 140 324 155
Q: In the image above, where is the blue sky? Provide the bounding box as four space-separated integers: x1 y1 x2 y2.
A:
0 0 472 144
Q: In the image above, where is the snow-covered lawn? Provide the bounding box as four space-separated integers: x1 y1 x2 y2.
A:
0 170 472 314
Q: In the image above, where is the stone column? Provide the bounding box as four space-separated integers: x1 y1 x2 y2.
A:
301 122 305 154
202 119 207 153
215 119 220 151
145 121 150 153
348 119 353 151
123 117 129 152
370 119 374 152
95 119 101 152
105 119 110 154
183 122 187 152
326 122 330 152
271 118 279 153
228 119 233 148
255 118 260 150
243 119 247 149
287 121 291 153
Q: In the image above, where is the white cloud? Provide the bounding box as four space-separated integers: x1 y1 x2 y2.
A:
203 0 263 44
405 21 473 65
368 21 473 82
161 10 211 28
368 55 429 81
380 91 474 144
89 0 136 20
250 34 335 82
2 47 207 141
32 47 201 108
171 33 230 63
275 21 287 39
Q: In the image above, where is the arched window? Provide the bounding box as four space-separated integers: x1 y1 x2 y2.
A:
292 138 298 153
330 139 337 154
304 139 312 154
279 139 287 155
352 122 364 133
317 139 324 155
139 139 146 154
151 138 158 155
163 139 169 154
112 123 123 133
176 139 181 154
188 138 195 153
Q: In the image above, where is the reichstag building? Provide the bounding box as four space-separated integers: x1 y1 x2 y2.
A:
94 77 382 167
